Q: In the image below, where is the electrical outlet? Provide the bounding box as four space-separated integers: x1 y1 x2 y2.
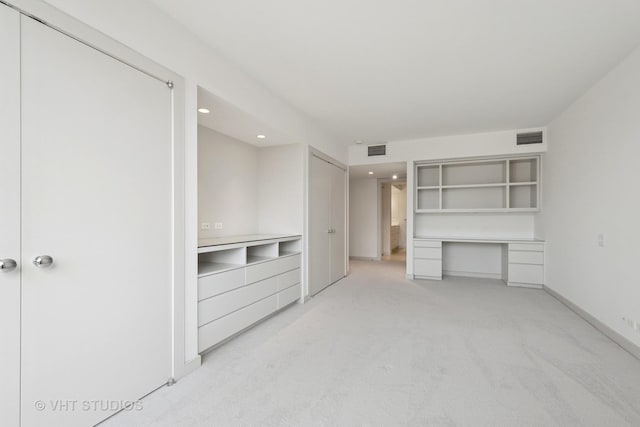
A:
201 223 210 230
214 223 223 230
598 233 605 247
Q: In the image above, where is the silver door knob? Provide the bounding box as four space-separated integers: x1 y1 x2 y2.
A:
33 255 54 268
0 259 17 272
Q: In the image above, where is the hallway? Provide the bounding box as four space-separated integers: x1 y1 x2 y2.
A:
107 261 640 426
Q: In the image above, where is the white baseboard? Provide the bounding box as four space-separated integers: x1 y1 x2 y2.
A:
175 355 201 380
544 286 640 361
443 270 502 280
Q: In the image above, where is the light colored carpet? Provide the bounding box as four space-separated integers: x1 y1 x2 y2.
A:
105 260 640 426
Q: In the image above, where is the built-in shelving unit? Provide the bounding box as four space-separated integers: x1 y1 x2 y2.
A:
197 234 302 353
415 156 540 213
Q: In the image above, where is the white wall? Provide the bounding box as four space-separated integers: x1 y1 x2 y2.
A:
349 128 546 166
198 126 258 238
349 178 379 259
538 45 640 349
258 144 304 235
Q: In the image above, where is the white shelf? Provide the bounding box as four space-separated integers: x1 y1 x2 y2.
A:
198 261 243 276
414 156 540 213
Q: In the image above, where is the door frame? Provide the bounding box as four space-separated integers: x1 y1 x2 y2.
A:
4 0 190 380
304 146 348 299
378 178 408 261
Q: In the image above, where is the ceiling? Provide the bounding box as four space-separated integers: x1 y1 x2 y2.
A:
350 162 407 180
198 87 297 147
153 0 640 146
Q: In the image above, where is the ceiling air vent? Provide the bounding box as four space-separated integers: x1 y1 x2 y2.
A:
517 131 543 145
367 144 387 157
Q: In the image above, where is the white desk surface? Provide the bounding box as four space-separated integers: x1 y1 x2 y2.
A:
198 234 301 249
414 236 545 244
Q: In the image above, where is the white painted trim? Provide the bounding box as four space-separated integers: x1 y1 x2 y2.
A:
544 286 640 361
6 0 190 380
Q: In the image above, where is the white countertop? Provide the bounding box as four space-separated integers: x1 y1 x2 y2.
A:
198 234 301 248
414 236 545 244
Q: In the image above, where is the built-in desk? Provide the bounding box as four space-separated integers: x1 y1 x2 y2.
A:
413 236 545 288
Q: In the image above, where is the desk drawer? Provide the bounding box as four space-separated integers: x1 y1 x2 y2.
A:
198 276 278 326
198 268 245 301
414 258 442 279
509 263 543 285
414 240 442 248
246 254 301 284
198 295 278 352
414 247 442 260
278 268 301 290
509 250 543 265
278 283 301 308
509 243 544 252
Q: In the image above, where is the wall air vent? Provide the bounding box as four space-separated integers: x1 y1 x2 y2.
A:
517 131 543 145
367 144 387 157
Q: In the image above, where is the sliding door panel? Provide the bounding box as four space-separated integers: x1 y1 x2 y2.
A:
309 156 332 296
330 163 346 283
21 16 173 426
0 5 21 426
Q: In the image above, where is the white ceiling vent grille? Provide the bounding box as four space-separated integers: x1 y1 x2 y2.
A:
517 131 543 145
367 144 387 157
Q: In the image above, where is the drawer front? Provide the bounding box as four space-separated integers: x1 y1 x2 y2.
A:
278 268 301 291
509 263 544 284
509 243 544 252
414 258 442 278
246 254 301 284
198 295 278 352
414 240 442 248
198 276 278 326
414 247 442 260
278 283 301 308
509 250 543 265
198 268 245 301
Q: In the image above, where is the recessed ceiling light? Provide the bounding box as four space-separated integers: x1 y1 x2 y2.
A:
198 108 210 114
355 140 363 144
392 175 398 180
257 134 266 139
368 171 374 175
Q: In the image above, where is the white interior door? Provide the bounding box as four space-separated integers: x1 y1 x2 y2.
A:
330 163 346 283
309 155 332 296
0 5 21 426
21 16 173 427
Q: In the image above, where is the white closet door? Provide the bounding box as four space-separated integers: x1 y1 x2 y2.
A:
309 156 332 296
0 5 21 426
21 17 172 427
330 163 346 283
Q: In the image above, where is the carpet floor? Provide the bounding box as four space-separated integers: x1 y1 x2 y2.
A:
105 259 640 426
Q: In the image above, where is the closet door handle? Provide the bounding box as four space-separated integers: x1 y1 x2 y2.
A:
0 259 17 272
33 255 54 268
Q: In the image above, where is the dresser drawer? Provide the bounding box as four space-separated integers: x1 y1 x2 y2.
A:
509 250 543 265
198 268 245 301
278 268 300 291
509 243 544 252
278 283 301 308
198 276 278 326
414 240 442 248
246 254 301 284
414 258 442 279
509 263 544 285
198 295 278 352
414 247 441 260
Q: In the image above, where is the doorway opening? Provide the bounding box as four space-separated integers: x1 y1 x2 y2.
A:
380 180 407 264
